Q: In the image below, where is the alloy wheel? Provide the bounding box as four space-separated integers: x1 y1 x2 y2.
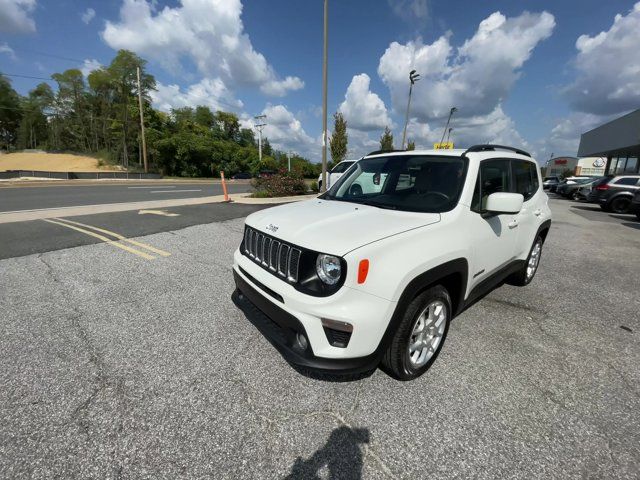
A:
408 301 447 368
526 239 542 281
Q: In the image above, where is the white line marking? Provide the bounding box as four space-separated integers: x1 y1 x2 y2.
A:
149 189 202 193
138 209 180 217
128 186 176 189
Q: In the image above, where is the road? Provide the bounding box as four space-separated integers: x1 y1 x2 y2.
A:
1 198 639 478
0 181 252 212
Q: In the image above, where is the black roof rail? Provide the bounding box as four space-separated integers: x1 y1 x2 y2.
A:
365 149 406 156
462 144 531 158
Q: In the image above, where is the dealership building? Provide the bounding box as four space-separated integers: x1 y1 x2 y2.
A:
577 108 640 176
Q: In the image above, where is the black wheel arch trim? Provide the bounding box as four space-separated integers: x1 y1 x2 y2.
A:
372 258 468 361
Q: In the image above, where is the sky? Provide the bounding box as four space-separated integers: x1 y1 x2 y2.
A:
1 0 639 163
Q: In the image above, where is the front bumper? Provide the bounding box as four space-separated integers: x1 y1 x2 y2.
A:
232 248 396 373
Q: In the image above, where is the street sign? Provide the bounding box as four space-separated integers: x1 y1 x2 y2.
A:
433 142 454 149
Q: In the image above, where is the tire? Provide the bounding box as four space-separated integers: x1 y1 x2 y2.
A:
609 197 631 214
571 191 581 201
507 235 543 287
636 212 640 221
382 285 451 381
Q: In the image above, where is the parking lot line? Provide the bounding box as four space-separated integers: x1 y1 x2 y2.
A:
149 189 202 193
52 217 172 258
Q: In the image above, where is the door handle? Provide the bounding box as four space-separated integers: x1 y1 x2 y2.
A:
508 219 518 229
534 209 542 216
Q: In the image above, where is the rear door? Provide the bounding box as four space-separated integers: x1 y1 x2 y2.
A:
511 159 542 257
468 159 519 289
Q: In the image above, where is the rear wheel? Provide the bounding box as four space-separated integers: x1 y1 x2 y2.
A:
609 197 631 214
382 286 451 381
571 191 581 201
507 235 543 286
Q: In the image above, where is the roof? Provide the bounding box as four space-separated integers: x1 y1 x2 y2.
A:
578 108 640 157
364 149 467 158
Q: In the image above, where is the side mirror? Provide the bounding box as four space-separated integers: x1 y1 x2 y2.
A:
485 192 523 214
373 173 380 185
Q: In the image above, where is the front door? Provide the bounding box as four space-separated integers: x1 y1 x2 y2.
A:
467 159 518 292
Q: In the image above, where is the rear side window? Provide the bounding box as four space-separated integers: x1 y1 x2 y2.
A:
471 159 511 212
331 161 354 174
614 177 639 186
512 160 539 201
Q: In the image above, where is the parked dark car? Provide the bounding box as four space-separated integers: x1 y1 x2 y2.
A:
629 190 640 220
542 176 560 190
557 177 598 199
586 175 640 213
576 176 609 200
231 172 252 179
549 176 591 194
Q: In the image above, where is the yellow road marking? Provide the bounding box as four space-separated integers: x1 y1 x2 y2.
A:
43 219 156 260
53 218 171 257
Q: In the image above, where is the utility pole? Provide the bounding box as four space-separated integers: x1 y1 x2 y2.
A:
254 114 267 162
136 66 148 173
321 0 329 192
401 69 420 150
439 107 457 145
287 150 293 172
446 127 453 144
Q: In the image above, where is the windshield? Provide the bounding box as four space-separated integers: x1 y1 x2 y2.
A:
331 161 355 174
322 155 467 213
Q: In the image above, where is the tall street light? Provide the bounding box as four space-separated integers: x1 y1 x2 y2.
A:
321 0 329 192
446 127 453 144
439 107 457 145
401 69 420 150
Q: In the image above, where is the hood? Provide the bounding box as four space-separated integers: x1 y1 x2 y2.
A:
245 199 440 256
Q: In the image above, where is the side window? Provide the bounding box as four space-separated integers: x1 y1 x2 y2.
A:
614 177 639 185
471 159 511 212
512 160 538 201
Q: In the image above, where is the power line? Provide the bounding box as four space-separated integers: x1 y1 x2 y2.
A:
1 73 54 82
9 47 86 64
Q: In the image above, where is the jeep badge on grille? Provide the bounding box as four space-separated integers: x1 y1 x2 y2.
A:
266 224 279 233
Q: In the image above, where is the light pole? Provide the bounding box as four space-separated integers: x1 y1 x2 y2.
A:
321 0 329 192
439 107 457 145
254 114 266 162
446 127 453 144
401 69 420 150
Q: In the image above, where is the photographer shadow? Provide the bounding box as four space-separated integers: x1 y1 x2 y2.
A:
284 426 370 480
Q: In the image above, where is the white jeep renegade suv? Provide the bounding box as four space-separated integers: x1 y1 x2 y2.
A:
232 145 552 380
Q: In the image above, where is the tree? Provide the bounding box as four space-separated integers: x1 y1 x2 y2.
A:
380 126 394 151
18 83 53 149
406 140 415 151
238 128 256 147
194 106 215 128
214 111 240 141
262 137 272 156
0 75 23 150
330 112 348 165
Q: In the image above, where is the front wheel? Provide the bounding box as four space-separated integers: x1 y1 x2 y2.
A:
507 235 543 286
571 191 581 201
382 286 451 381
609 197 631 214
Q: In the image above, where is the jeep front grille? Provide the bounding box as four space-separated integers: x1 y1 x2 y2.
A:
243 227 301 283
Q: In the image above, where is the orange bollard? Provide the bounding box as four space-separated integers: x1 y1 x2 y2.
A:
220 170 229 202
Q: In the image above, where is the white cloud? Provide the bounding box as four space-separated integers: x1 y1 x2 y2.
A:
0 42 16 60
251 104 317 158
0 0 36 33
339 74 393 131
81 7 96 25
102 0 304 97
378 10 555 121
388 0 428 22
563 2 640 115
150 78 243 113
80 59 102 77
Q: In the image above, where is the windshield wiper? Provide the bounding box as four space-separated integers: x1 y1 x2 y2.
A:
360 201 397 210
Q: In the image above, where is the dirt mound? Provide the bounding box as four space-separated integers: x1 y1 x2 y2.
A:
0 152 124 172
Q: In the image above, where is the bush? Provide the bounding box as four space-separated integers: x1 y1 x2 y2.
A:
310 180 320 193
251 169 308 197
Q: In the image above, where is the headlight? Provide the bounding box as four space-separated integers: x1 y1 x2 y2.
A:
316 254 342 285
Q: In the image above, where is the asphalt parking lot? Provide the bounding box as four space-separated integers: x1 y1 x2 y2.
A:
1 198 639 479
